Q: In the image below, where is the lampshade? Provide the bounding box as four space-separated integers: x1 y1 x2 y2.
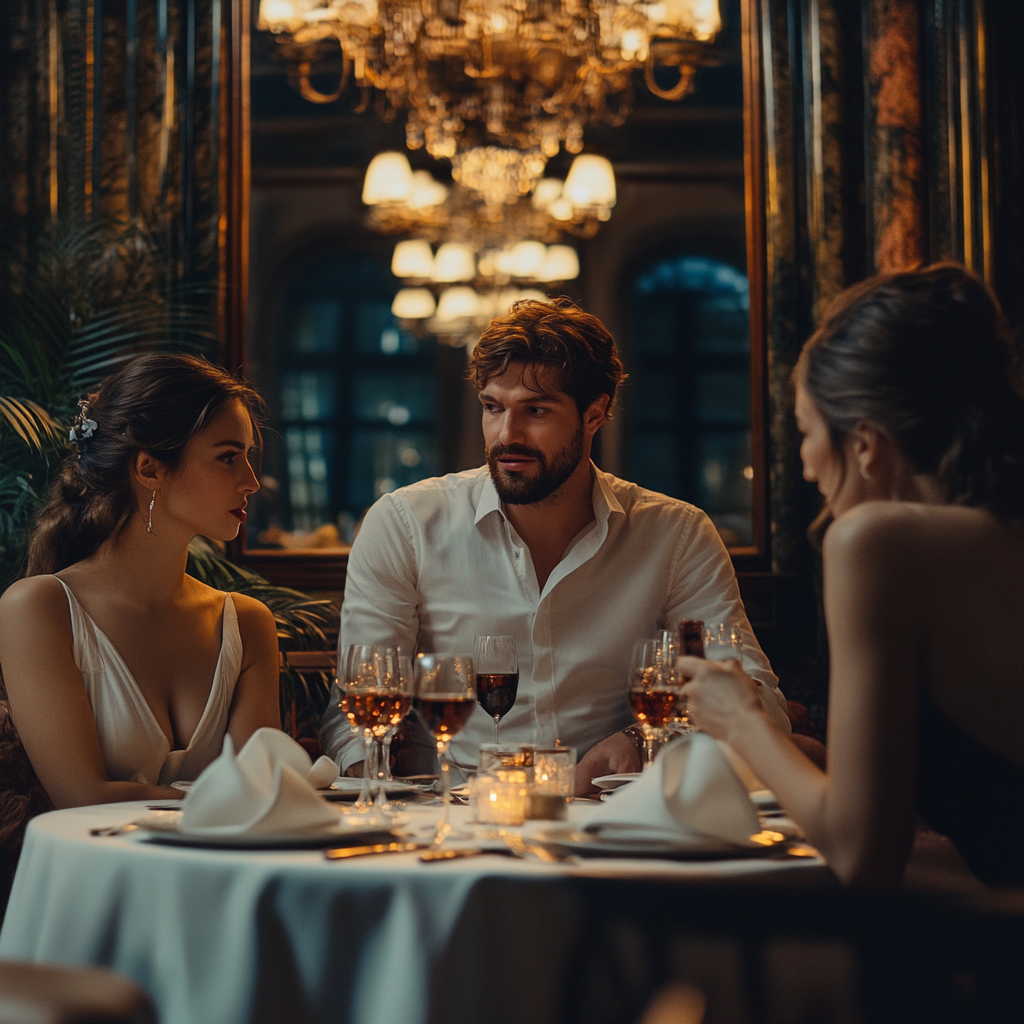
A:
435 287 481 322
407 170 448 209
391 288 436 319
564 155 617 209
432 243 476 282
362 152 413 205
548 197 574 222
257 0 298 30
537 245 580 282
508 241 547 278
532 178 564 210
391 240 435 279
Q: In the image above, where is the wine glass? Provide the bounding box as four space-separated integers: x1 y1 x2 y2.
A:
414 653 475 844
338 643 395 812
628 637 682 769
703 623 744 662
473 635 518 742
371 653 414 815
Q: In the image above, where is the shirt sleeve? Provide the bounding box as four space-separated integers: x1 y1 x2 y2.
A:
318 494 423 769
665 509 792 733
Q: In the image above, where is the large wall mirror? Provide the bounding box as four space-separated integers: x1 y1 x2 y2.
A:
223 0 769 589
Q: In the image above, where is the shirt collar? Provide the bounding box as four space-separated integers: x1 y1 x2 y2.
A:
473 461 625 527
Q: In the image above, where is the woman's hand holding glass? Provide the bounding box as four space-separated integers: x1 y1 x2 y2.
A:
677 655 764 743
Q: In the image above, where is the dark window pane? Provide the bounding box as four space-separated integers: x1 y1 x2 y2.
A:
629 430 679 498
353 302 399 354
284 426 333 531
694 371 750 424
696 430 752 514
631 369 677 425
352 372 435 424
291 300 342 354
348 429 436 512
281 370 335 422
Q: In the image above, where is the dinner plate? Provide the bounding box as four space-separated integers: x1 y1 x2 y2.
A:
749 789 781 812
591 773 641 791
324 779 425 800
526 825 783 860
132 810 409 849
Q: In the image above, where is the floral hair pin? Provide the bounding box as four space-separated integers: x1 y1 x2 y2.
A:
69 399 98 443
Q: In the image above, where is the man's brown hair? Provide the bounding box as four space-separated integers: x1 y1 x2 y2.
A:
469 297 627 415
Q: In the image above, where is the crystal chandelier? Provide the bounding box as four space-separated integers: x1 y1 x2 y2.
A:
258 0 722 168
361 149 616 242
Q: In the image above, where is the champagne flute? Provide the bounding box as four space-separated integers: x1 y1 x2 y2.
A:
414 653 475 844
473 635 518 742
338 643 394 812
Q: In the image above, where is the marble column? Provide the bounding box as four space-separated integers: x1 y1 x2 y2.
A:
865 0 926 273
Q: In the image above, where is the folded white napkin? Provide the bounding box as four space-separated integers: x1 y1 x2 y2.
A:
579 733 760 845
181 728 340 836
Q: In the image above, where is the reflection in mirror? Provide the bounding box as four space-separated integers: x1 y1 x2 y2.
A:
242 0 764 566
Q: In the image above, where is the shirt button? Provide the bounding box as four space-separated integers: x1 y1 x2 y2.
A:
514 550 521 558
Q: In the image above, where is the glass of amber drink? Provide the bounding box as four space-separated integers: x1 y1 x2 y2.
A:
628 638 683 769
414 653 476 843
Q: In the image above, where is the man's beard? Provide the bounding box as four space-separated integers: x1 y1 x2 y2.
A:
486 423 585 505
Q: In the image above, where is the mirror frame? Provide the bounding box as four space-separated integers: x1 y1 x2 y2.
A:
222 0 770 588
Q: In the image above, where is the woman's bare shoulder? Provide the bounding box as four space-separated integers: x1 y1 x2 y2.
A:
825 501 1013 559
0 574 69 620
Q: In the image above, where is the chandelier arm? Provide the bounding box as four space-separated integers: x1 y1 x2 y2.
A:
643 52 697 102
294 53 351 104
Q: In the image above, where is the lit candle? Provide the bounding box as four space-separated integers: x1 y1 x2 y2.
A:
526 747 576 820
474 770 528 825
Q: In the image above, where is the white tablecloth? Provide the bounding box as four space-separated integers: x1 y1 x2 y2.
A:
0 800 828 1024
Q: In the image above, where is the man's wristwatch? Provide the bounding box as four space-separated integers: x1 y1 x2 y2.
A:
621 724 646 759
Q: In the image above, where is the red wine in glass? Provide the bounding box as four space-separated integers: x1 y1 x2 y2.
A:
476 672 519 721
473 635 518 741
417 695 476 744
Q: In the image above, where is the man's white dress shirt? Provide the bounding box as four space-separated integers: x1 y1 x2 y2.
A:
320 465 789 770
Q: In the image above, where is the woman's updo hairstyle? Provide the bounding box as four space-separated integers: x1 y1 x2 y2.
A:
25 354 265 576
799 263 1023 521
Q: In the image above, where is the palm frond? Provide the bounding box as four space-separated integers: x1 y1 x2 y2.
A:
0 397 61 452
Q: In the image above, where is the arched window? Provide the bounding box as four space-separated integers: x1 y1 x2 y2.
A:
250 251 442 545
624 254 752 546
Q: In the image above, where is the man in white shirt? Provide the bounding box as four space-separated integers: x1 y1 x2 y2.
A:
319 298 791 792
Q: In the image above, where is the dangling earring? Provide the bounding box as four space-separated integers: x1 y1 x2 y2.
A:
147 490 157 535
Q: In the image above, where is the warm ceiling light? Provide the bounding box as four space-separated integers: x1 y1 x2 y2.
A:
435 286 481 322
391 239 435 279
391 287 436 319
260 1 722 164
407 170 448 209
362 151 413 205
507 241 547 279
564 155 617 210
432 243 476 282
537 245 580 282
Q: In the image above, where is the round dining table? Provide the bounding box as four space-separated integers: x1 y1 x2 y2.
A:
0 798 832 1024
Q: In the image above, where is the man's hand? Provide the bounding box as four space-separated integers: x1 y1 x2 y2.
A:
344 761 366 779
575 731 641 796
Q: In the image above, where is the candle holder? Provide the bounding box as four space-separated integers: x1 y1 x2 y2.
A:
525 746 575 820
473 769 529 825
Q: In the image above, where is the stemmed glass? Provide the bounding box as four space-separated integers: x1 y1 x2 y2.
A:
414 653 476 844
473 635 518 742
338 643 395 812
703 622 744 663
371 653 414 815
627 634 682 769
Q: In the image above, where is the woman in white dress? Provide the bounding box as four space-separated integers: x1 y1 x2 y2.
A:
0 354 281 808
680 264 1023 887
